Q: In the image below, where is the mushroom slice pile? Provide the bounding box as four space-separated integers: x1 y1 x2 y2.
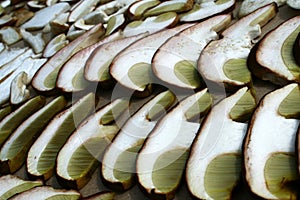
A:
56 98 129 190
101 91 176 191
186 87 256 200
136 89 212 199
0 96 67 174
32 23 105 93
152 14 231 89
110 23 193 94
238 0 286 17
0 175 42 200
198 4 277 89
249 16 300 85
179 0 235 22
27 93 96 180
244 83 300 199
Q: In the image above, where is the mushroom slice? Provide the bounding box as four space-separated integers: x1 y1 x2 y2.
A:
84 32 148 84
0 96 67 174
244 83 300 199
0 47 28 68
32 23 105 93
0 96 46 147
110 23 193 93
0 15 17 28
0 106 11 122
186 87 256 200
10 72 30 105
74 18 94 30
83 191 115 200
136 89 212 199
144 0 193 17
294 32 300 65
123 12 179 37
21 3 70 31
238 0 286 17
14 8 34 27
179 0 235 22
43 33 69 58
127 0 160 20
56 98 129 189
10 186 81 200
287 0 300 9
49 12 70 35
198 4 277 89
68 0 99 23
249 16 300 85
56 31 122 92
0 175 43 199
27 93 96 180
153 14 231 90
27 1 46 10
101 91 176 191
0 26 21 45
20 29 45 54
105 14 125 36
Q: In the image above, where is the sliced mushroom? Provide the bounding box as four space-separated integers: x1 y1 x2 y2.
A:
0 106 11 122
294 32 300 65
127 0 160 20
10 71 30 105
239 0 286 17
43 33 69 58
0 47 28 68
0 14 17 28
0 26 21 45
27 1 46 10
13 8 34 27
74 18 94 30
68 0 99 23
105 14 125 36
49 12 70 35
287 0 300 9
20 28 45 54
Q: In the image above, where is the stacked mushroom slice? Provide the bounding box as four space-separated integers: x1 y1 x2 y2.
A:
186 87 256 199
244 83 300 199
136 89 212 199
238 0 286 17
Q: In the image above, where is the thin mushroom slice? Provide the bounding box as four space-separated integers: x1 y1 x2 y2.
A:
0 47 28 69
68 0 99 23
43 33 69 58
244 83 300 199
0 106 11 122
0 96 67 174
179 0 235 22
101 91 176 191
238 0 286 17
27 93 96 181
198 4 277 89
32 22 105 93
56 31 123 92
287 0 300 9
10 72 30 105
104 14 125 36
110 23 194 94
20 28 45 54
0 175 43 200
56 98 129 190
136 89 212 199
152 14 231 89
0 26 21 45
186 87 256 200
249 16 300 85
127 0 160 20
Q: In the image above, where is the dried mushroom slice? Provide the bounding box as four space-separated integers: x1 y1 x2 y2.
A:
0 175 43 200
249 16 300 85
0 26 21 45
27 93 96 180
238 0 286 17
43 33 69 58
68 0 99 23
0 96 67 174
32 23 105 93
127 0 160 20
56 99 129 190
244 83 300 199
186 87 256 200
0 96 46 147
110 23 193 94
105 14 125 36
152 14 231 89
101 91 176 191
10 72 30 105
198 4 277 89
10 186 81 200
0 106 11 122
179 0 235 22
136 89 212 199
287 0 300 9
20 29 45 54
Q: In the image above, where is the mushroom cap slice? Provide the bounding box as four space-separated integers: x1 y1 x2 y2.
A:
152 14 231 89
56 98 129 190
43 33 69 58
0 47 28 68
0 26 21 45
244 83 300 199
110 23 194 93
127 0 160 20
238 0 286 17
186 87 256 200
68 0 99 23
10 72 30 105
101 91 176 191
0 106 11 122
136 88 212 199
198 3 277 89
27 93 96 180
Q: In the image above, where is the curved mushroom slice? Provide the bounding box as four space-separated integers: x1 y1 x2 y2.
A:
101 91 176 191
198 4 277 89
56 98 129 189
83 191 115 200
0 47 29 69
0 26 21 45
43 33 69 58
249 16 300 85
136 89 212 199
153 14 231 89
238 0 286 17
143 0 194 17
294 32 300 65
127 0 160 20
179 0 235 22
0 96 67 174
10 72 30 105
68 0 99 23
56 31 122 92
105 14 125 36
287 0 300 9
10 186 81 200
0 175 43 200
123 12 179 37
49 12 70 35
32 23 105 93
27 93 96 180
0 106 11 122
186 87 256 200
20 29 45 54
84 33 148 84
110 23 193 93
244 83 300 199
